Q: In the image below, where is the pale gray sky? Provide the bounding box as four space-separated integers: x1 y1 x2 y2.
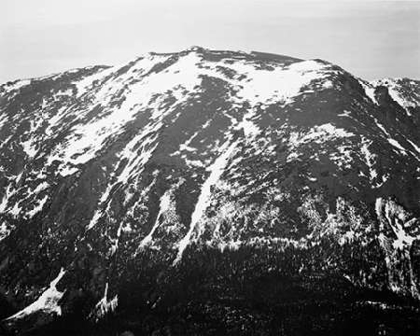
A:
1 0 419 83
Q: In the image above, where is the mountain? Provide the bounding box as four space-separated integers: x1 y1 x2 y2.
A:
0 46 419 335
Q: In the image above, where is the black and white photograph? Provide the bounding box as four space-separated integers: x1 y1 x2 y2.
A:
0 1 419 335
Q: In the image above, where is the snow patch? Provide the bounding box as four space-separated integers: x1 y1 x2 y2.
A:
405 139 420 160
360 138 384 188
287 123 355 163
74 67 115 97
0 185 17 213
387 139 407 155
173 140 238 264
359 80 378 105
21 138 37 158
27 195 48 218
138 191 172 250
32 182 49 194
1 79 31 94
5 268 66 321
0 114 8 130
374 78 418 116
291 124 355 146
89 283 118 322
0 221 12 241
227 59 334 107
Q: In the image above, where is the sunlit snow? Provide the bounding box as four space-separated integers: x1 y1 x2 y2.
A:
5 268 66 321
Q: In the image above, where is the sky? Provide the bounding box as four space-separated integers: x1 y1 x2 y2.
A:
1 0 419 83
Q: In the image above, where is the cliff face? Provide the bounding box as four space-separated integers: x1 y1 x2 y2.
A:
0 47 419 335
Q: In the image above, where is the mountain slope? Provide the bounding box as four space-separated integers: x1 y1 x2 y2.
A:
0 47 419 335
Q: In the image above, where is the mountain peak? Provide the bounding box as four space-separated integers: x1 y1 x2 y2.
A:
0 47 419 335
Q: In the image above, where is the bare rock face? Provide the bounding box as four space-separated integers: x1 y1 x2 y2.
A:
0 47 419 335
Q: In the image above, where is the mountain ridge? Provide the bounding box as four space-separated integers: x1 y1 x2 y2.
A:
3 47 418 88
0 47 419 335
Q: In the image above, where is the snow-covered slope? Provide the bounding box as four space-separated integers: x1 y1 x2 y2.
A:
0 47 419 335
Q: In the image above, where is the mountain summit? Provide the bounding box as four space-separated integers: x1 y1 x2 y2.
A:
0 47 419 335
